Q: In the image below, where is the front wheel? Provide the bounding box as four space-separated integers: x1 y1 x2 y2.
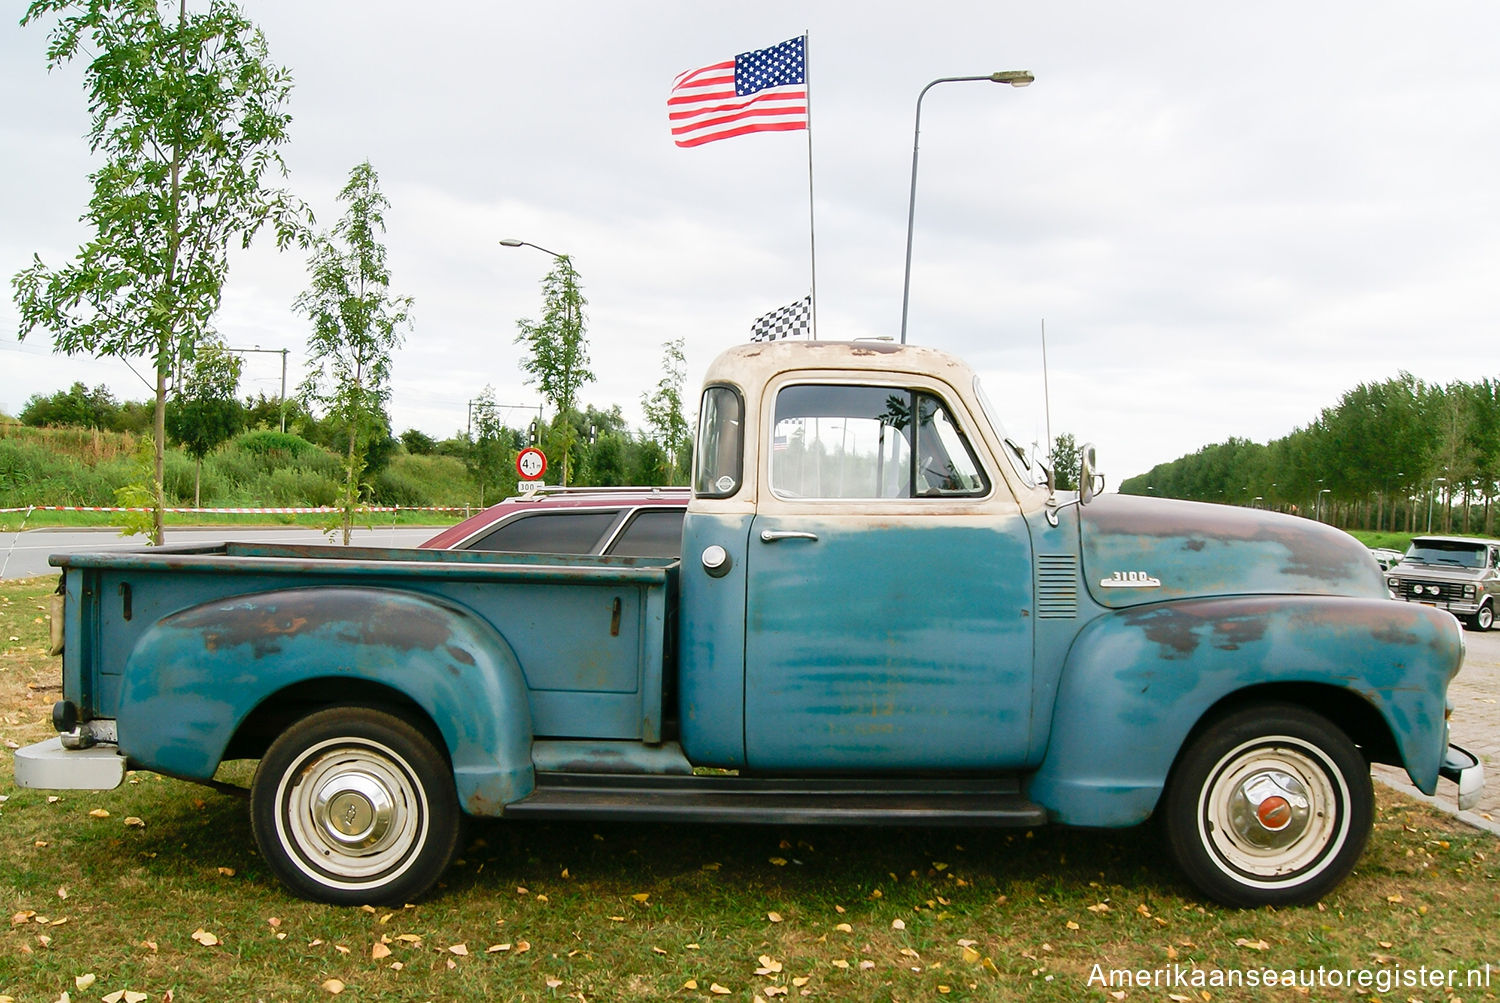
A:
1469 603 1493 632
251 707 460 905
1162 704 1371 908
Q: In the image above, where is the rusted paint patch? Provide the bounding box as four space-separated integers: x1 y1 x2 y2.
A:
171 588 460 659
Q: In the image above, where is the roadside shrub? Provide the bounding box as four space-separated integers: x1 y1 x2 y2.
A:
263 468 339 508
371 467 432 507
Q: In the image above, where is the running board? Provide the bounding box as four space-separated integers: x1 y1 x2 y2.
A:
503 773 1047 827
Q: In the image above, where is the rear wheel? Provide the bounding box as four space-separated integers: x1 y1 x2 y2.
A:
251 707 459 905
1163 704 1371 907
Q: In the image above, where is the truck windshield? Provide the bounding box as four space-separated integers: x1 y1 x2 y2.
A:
973 376 1036 488
1404 539 1486 568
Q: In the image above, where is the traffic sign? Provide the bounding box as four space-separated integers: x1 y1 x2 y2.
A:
516 447 547 481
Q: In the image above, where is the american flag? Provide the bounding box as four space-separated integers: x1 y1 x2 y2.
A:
669 36 808 149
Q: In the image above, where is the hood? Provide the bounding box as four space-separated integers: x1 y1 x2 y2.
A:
1080 494 1387 609
1388 563 1485 582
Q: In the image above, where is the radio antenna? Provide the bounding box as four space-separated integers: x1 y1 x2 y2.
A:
1041 319 1053 477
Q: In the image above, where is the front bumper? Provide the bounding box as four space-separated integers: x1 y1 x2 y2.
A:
13 737 127 791
1393 595 1480 617
1440 743 1485 812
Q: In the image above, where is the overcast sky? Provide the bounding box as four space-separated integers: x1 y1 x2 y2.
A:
3 1 1497 484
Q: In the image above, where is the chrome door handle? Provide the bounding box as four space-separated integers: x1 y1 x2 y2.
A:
760 530 819 543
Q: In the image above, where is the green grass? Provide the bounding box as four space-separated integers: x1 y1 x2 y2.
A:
2 576 1497 1001
1346 530 1415 552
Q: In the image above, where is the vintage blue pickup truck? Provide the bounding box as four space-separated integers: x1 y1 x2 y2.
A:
16 340 1483 907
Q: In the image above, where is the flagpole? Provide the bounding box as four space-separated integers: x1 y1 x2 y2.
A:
803 30 818 339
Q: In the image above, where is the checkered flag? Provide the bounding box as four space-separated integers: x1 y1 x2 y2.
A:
750 295 812 341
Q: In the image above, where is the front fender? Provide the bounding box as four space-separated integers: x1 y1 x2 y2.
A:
1026 595 1461 827
116 587 534 812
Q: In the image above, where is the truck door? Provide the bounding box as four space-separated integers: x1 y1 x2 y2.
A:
744 380 1034 771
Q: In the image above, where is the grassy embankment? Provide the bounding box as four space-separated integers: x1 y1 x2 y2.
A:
0 423 475 533
1 575 1496 1001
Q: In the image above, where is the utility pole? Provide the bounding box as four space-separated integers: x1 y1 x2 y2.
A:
227 345 290 432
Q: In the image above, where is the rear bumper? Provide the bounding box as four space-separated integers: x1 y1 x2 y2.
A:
13 737 127 791
1440 743 1485 812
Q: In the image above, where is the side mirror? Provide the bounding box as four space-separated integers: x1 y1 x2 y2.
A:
1078 443 1100 505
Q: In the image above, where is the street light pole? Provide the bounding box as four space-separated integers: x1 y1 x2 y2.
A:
1428 476 1447 533
501 238 579 485
899 70 1034 345
1316 488 1331 523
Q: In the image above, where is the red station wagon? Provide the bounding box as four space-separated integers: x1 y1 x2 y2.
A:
419 486 689 558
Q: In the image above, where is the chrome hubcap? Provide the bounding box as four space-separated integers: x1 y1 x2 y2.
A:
314 771 395 850
1226 769 1310 849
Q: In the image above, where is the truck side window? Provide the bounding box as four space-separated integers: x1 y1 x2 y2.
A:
694 385 744 498
769 384 987 500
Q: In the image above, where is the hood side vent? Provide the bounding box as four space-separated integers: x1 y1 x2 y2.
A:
1037 554 1079 619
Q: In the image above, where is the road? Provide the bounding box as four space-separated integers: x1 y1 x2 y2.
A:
0 525 439 579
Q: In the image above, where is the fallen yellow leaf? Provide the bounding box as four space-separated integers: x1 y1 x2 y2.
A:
1234 938 1270 952
448 944 468 956
371 942 391 960
190 928 219 947
767 911 783 923
710 983 731 995
320 980 345 995
632 892 651 902
74 973 96 990
683 980 698 990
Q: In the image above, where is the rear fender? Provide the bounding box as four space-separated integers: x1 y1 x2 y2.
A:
116 587 533 813
1026 595 1461 826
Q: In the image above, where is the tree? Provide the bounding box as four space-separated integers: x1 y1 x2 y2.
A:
400 428 437 455
641 338 689 485
20 383 119 429
13 0 304 544
165 337 243 505
465 386 510 505
515 256 592 486
1049 433 1081 491
296 161 412 544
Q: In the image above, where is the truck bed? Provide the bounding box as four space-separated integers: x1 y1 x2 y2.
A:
53 542 678 746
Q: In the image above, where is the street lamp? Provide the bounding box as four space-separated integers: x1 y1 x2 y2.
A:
899 69 1034 344
1428 476 1448 533
500 237 565 259
501 237 579 486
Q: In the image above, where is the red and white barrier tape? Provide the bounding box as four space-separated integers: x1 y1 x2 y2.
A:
0 505 468 514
